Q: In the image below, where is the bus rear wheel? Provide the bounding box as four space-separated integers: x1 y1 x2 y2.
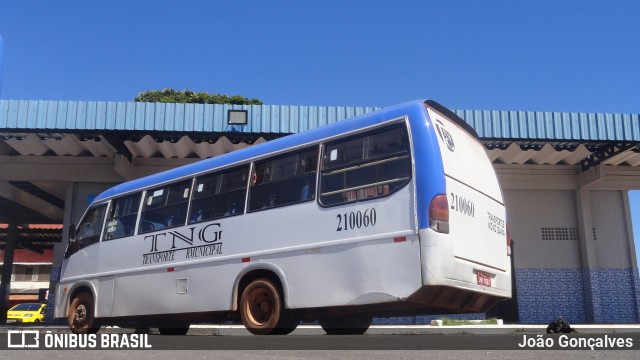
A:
240 278 296 335
68 292 100 334
319 315 372 335
270 309 300 335
158 324 190 335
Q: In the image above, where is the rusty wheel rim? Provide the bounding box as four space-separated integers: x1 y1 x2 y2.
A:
245 288 274 326
73 304 87 327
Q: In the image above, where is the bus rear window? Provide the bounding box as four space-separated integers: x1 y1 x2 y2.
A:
320 123 411 207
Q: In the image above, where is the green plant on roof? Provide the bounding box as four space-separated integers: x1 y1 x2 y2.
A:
135 88 263 105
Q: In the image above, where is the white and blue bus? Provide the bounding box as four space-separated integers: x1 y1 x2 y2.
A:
55 100 511 335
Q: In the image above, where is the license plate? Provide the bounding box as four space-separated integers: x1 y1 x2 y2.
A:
477 271 492 287
6 319 17 323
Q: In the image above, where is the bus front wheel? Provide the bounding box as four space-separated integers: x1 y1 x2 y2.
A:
240 278 295 335
68 292 100 334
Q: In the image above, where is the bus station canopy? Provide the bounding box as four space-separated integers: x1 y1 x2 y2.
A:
0 100 639 225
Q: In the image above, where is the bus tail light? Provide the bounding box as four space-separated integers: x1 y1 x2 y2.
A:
429 194 449 234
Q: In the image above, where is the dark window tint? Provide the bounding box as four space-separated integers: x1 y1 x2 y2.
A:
324 135 366 169
140 180 191 233
320 124 411 206
249 147 318 211
65 205 107 257
104 193 141 240
367 126 408 158
189 165 249 223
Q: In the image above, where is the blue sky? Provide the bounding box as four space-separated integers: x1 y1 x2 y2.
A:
0 1 639 263
1 1 640 112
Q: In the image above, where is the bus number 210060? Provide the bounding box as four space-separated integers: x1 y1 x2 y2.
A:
336 208 377 231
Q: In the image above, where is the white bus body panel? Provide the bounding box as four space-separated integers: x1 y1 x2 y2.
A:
55 184 418 318
426 107 509 291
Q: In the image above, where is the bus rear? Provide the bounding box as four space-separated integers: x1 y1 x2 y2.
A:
415 101 511 312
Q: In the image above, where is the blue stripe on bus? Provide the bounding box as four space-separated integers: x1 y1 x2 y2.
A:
93 100 448 229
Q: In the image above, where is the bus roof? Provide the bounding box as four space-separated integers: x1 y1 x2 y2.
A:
92 100 431 203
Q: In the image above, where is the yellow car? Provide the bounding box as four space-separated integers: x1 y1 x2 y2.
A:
6 303 46 324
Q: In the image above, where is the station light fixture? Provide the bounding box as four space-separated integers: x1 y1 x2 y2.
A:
227 110 248 126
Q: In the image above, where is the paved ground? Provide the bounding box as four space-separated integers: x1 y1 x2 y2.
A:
2 323 640 335
0 350 638 360
1 324 639 356
190 324 640 335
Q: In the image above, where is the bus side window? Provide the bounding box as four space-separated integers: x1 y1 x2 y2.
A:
248 147 318 212
140 180 191 233
65 205 107 257
320 124 411 207
104 193 142 241
189 165 249 224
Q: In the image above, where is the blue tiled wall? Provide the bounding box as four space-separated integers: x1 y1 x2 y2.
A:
516 268 640 324
591 268 640 323
376 267 640 325
45 266 62 325
515 269 587 324
301 313 485 326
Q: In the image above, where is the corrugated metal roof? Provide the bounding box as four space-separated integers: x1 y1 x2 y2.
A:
453 109 640 141
1 100 639 141
0 229 61 251
0 100 381 135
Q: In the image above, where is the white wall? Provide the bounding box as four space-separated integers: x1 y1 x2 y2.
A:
591 190 634 268
504 189 582 269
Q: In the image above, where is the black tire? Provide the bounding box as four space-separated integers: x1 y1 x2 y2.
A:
319 315 372 335
240 278 296 335
158 324 190 335
68 292 101 334
271 310 300 335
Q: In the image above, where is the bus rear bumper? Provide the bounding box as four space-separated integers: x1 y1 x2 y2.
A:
406 284 505 313
418 228 512 311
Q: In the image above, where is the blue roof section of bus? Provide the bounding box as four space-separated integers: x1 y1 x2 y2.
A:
92 99 447 219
